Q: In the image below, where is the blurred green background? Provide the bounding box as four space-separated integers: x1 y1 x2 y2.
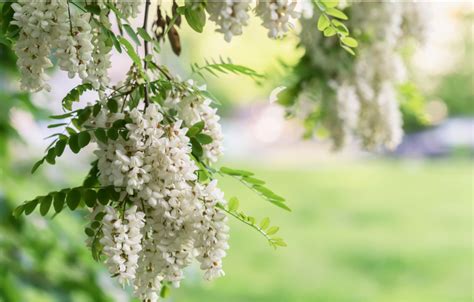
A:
0 2 472 302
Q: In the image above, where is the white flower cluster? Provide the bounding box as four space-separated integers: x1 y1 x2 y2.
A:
55 12 94 82
101 205 145 285
90 91 227 301
297 1 427 150
11 0 65 91
256 0 300 39
11 0 141 92
206 0 251 42
207 0 300 41
115 0 143 19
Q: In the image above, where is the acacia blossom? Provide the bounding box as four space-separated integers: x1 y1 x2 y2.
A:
207 0 252 42
295 0 426 150
88 86 228 301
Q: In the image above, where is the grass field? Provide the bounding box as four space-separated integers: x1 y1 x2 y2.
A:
169 159 473 302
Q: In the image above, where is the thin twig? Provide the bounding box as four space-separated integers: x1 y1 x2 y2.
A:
66 0 73 35
142 0 151 108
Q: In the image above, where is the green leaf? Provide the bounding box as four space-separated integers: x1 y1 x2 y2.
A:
66 127 77 135
95 128 108 144
31 158 44 174
84 3 101 15
220 166 254 177
13 205 25 218
107 127 119 140
272 238 287 247
259 217 270 229
184 6 206 33
123 24 141 45
187 121 205 137
108 30 122 53
137 27 152 42
93 103 102 116
326 8 348 20
50 112 73 119
321 0 339 8
242 176 265 185
66 189 81 210
84 189 97 207
68 134 81 153
196 133 213 145
45 148 56 165
266 226 279 235
62 83 93 111
47 123 68 128
160 284 171 298
331 19 349 35
39 195 52 216
268 200 292 211
78 131 91 148
118 36 143 70
341 45 355 55
107 99 119 113
55 138 67 157
190 137 203 158
341 36 358 48
91 221 101 229
24 199 39 215
85 227 95 237
97 188 109 205
228 197 239 212
77 107 92 126
53 191 66 213
107 186 120 201
317 14 330 31
247 216 256 225
323 27 336 37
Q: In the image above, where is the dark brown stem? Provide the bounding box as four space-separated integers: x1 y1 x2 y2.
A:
142 0 151 108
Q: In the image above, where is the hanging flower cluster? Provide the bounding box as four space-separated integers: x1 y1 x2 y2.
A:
256 0 300 39
10 0 119 92
283 1 428 150
82 85 229 300
205 0 300 41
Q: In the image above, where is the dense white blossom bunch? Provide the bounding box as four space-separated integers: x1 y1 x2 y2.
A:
86 82 228 300
100 205 146 285
206 0 252 42
11 0 66 91
10 0 144 92
295 1 427 150
256 0 300 39
55 12 94 81
206 0 301 41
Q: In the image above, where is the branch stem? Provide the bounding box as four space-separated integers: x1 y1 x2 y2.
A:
142 0 151 108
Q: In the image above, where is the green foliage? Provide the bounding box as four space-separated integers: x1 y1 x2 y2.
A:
313 0 357 55
191 57 265 83
219 166 290 212
123 23 141 45
217 199 287 249
13 184 124 218
184 1 206 33
398 82 431 133
0 2 20 47
62 83 94 111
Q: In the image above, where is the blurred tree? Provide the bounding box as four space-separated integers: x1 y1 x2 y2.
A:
436 13 473 116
